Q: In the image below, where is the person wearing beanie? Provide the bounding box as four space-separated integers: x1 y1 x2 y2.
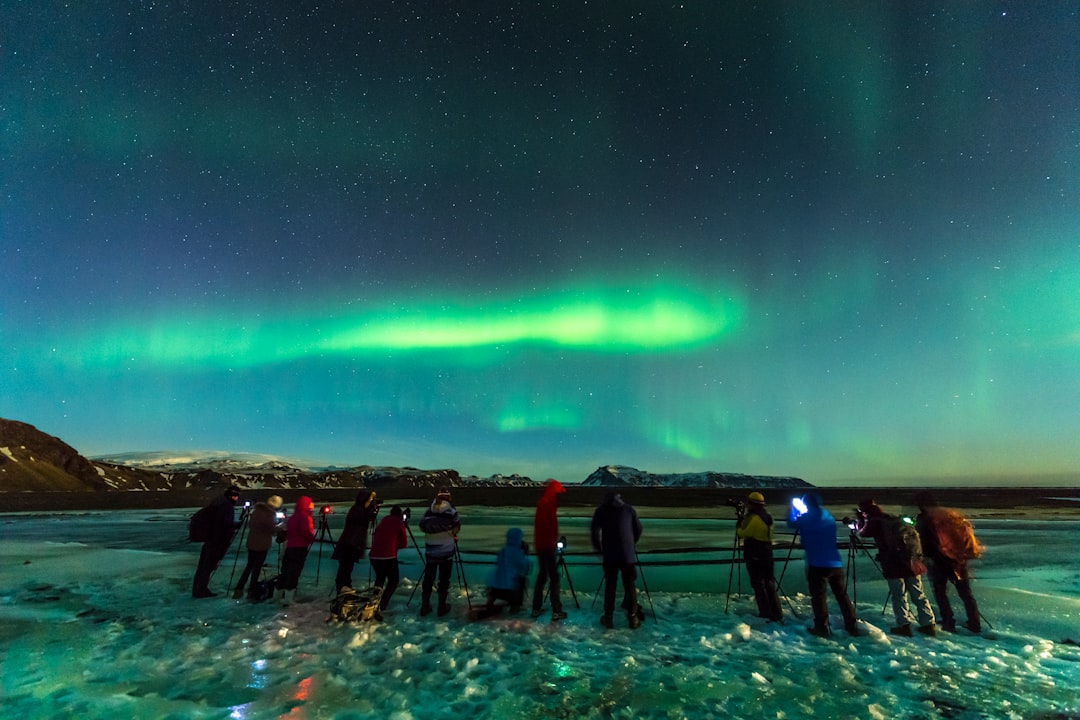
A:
788 492 858 638
856 498 937 637
191 485 242 598
233 494 285 600
369 505 409 613
532 479 568 621
418 489 461 617
276 496 315 604
736 491 783 622
333 489 380 593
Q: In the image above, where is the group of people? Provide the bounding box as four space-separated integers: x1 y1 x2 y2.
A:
740 490 983 638
191 483 982 638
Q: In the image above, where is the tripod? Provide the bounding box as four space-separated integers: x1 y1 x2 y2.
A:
406 538 472 610
553 545 580 609
773 530 802 619
845 529 882 614
222 505 251 589
314 510 336 588
724 514 744 613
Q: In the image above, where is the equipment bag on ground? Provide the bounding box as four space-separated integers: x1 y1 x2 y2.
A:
329 586 383 622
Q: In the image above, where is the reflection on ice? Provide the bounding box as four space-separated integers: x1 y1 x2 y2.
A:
0 507 1078 719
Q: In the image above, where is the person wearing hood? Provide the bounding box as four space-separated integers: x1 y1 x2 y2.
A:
276 496 315 604
736 491 783 622
856 498 936 637
369 505 409 612
418 488 461 617
333 489 380 593
192 485 243 598
233 494 284 600
590 492 644 629
532 479 568 621
485 527 532 613
788 493 858 638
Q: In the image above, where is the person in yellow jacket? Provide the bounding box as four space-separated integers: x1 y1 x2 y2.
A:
736 491 783 622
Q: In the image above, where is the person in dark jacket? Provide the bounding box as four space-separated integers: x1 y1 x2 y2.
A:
736 491 783 622
369 505 409 612
788 493 858 638
418 489 461 617
333 489 380 593
532 479 568 621
856 498 936 637
486 527 532 613
233 494 284 599
276 496 315 604
590 492 644 629
915 491 982 634
192 485 242 598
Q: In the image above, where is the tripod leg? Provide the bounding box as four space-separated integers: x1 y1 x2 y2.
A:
559 556 580 609
407 562 427 607
454 543 473 609
637 562 657 623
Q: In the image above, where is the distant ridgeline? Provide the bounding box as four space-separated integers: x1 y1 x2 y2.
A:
583 464 811 489
0 417 807 495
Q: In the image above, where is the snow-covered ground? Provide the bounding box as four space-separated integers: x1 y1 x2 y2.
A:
1 505 1078 719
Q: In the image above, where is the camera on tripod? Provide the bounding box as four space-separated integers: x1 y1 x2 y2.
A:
402 507 411 524
725 497 747 517
556 535 567 554
320 505 334 516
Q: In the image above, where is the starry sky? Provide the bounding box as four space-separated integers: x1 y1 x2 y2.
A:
2 3 1078 485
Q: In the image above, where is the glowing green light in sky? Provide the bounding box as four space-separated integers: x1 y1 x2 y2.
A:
61 284 744 369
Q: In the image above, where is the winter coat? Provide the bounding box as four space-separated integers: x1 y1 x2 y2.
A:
858 507 919 579
788 504 843 569
207 493 239 547
333 489 379 562
370 513 409 560
286 496 316 549
420 499 460 561
737 505 775 558
247 502 283 552
533 479 566 552
590 493 642 565
488 528 531 591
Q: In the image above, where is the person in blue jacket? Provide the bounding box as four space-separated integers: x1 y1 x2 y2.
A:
485 527 532 613
788 493 859 637
591 492 645 629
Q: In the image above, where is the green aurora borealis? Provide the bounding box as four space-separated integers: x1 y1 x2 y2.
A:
2 3 1078 484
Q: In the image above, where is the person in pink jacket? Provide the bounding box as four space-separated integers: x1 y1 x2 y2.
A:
276 496 315 604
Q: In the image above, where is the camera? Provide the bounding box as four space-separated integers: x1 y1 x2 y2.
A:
556 535 567 553
320 505 334 515
275 511 285 521
790 497 808 517
243 500 252 510
402 507 411 524
725 497 747 517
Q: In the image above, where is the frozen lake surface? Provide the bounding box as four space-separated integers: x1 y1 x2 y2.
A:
1 505 1078 719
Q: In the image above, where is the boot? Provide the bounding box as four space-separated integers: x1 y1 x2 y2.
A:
890 624 914 637
232 586 244 600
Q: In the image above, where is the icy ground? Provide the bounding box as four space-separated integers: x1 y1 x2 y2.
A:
1 506 1078 719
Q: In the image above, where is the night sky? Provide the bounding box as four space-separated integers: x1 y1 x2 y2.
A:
3 4 1078 485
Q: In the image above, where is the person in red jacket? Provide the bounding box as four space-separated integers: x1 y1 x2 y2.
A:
276 496 315 604
531 479 567 621
369 505 409 613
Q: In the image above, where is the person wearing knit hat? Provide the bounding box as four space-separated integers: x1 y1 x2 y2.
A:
233 494 286 600
736 491 783 622
418 488 461 617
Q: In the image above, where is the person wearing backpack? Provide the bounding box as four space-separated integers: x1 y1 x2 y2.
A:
856 499 937 637
191 485 243 598
915 491 982 634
